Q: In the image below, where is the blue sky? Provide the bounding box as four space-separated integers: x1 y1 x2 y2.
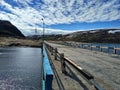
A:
0 0 120 35
47 20 120 30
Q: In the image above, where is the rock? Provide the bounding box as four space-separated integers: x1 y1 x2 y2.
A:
0 20 25 38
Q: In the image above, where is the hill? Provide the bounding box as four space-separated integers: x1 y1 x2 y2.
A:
0 20 25 38
63 29 120 43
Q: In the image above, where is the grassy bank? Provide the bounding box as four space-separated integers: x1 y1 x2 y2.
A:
0 37 42 47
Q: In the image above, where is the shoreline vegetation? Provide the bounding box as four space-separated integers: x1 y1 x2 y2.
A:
0 37 42 48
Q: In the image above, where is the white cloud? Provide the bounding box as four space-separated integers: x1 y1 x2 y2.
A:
20 28 74 36
0 0 120 35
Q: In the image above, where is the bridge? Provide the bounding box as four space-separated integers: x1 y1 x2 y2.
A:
42 41 120 90
0 41 119 89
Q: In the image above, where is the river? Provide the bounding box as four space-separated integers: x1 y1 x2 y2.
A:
78 43 120 54
0 47 42 90
90 43 120 54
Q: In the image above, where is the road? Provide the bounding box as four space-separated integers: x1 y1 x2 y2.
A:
47 42 120 90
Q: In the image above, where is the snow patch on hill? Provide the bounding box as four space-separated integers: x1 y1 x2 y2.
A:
108 30 120 34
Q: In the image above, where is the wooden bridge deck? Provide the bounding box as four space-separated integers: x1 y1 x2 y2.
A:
47 42 120 90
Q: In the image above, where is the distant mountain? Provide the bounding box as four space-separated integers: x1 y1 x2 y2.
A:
0 20 25 38
27 34 63 40
62 29 120 43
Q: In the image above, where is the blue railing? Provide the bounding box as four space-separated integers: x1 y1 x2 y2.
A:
42 44 53 90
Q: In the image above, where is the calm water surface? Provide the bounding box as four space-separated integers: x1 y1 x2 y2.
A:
91 43 120 54
0 47 42 90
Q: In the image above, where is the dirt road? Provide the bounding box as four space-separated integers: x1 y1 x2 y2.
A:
47 42 120 90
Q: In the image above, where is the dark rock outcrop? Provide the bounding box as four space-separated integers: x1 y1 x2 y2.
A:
0 20 25 38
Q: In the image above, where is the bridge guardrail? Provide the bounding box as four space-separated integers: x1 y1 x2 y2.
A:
44 42 105 90
60 42 120 55
42 44 53 90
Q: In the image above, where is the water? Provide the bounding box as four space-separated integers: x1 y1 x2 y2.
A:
0 47 42 90
91 43 120 48
87 43 120 54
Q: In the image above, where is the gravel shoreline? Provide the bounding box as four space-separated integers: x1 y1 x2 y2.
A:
0 37 42 47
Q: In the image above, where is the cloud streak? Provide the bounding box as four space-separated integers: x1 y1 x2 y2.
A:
0 0 120 35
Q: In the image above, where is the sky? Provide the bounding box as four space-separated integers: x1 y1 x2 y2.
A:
0 0 120 36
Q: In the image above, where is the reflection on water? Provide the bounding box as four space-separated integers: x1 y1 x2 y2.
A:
0 47 42 90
